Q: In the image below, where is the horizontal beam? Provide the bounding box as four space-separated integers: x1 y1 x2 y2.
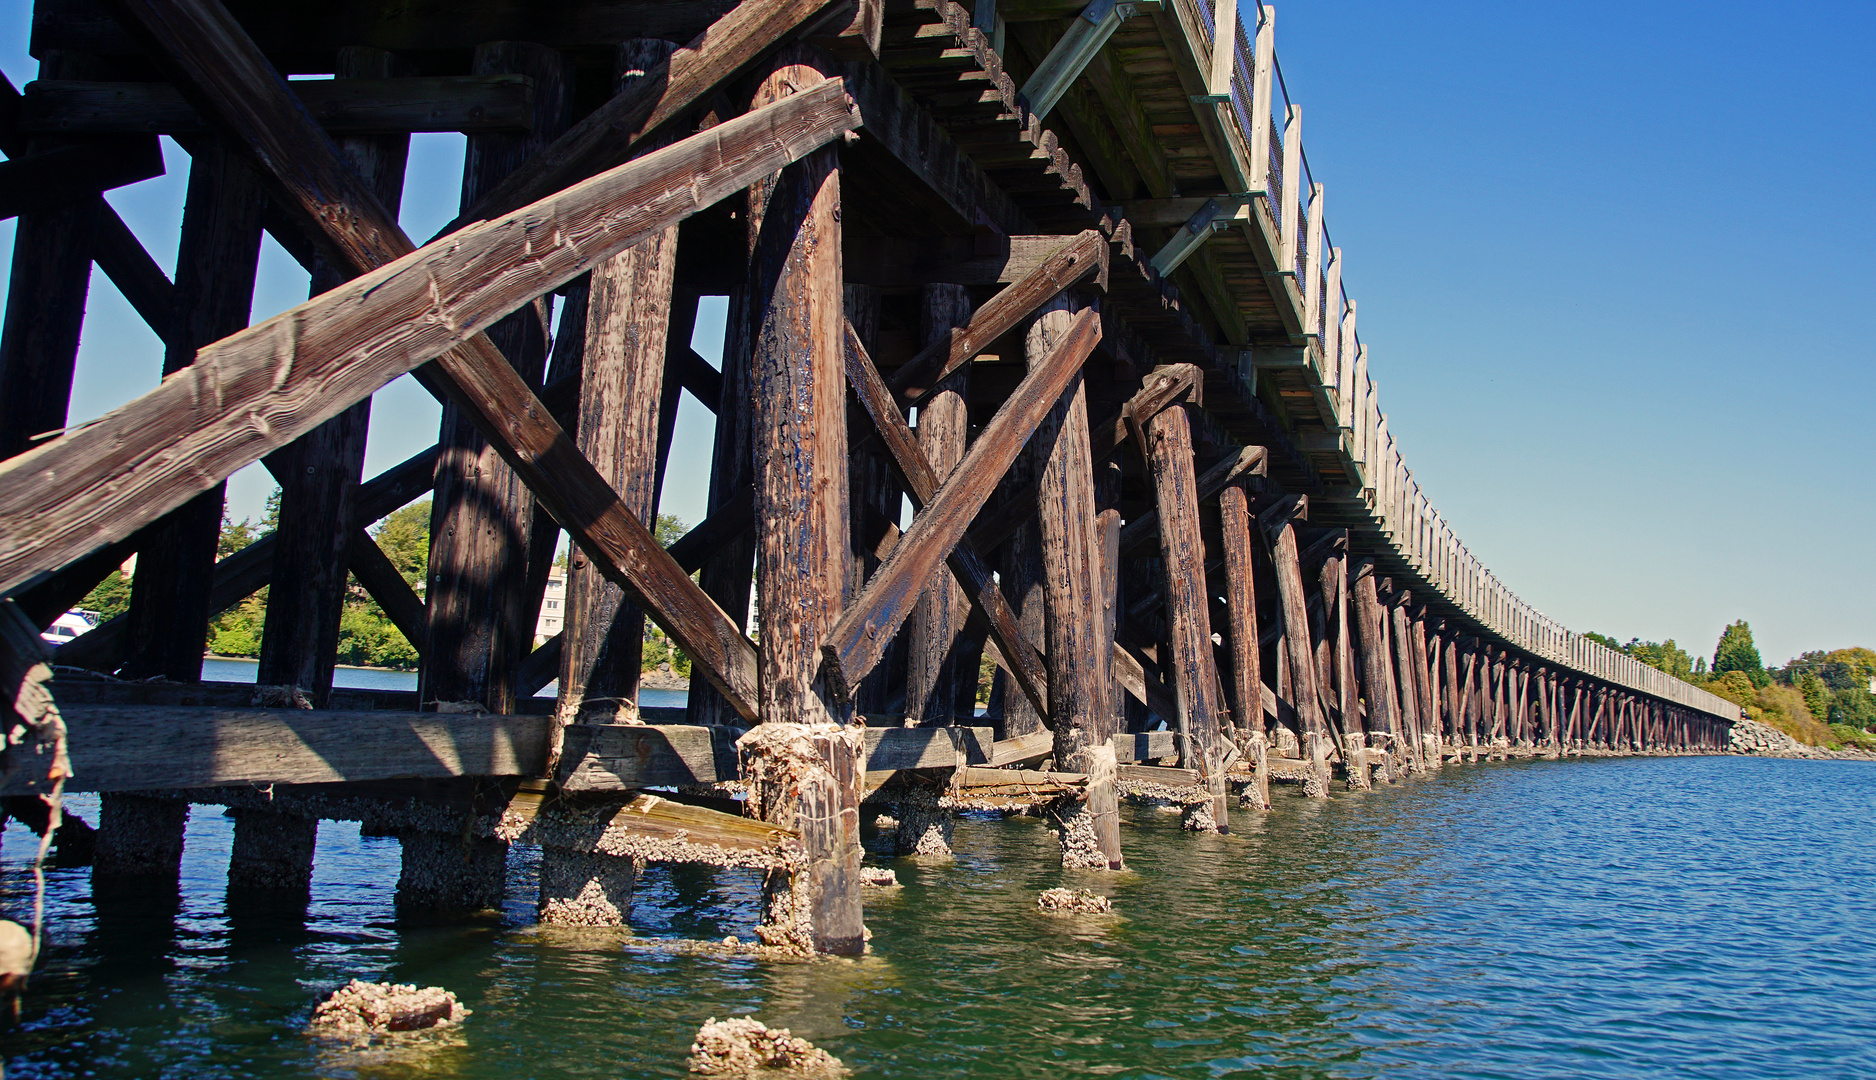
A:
558 723 993 790
20 76 537 135
0 706 550 794
0 133 162 219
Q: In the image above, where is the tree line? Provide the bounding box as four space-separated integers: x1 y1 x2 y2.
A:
80 494 695 677
1586 621 1876 750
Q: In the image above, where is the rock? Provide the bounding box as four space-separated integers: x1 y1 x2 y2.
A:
688 1016 845 1077
0 919 33 993
859 866 898 888
1037 887 1114 914
310 980 468 1035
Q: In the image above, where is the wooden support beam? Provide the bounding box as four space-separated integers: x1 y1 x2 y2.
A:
20 75 538 135
442 0 859 232
905 284 973 726
688 283 757 728
422 41 575 714
1263 499 1330 792
842 286 901 716
886 229 1106 405
120 140 266 682
0 1 859 717
1141 399 1229 827
259 45 411 706
747 47 850 727
1018 0 1135 119
0 131 162 220
0 58 108 462
824 309 1101 706
1 706 551 795
1217 478 1265 806
1021 300 1115 862
555 39 680 738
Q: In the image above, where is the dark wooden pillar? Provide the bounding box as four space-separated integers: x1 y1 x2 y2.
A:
258 46 411 704
1266 505 1329 794
688 282 756 727
420 41 573 712
843 285 901 717
1142 401 1228 827
1388 596 1423 772
121 141 266 681
1317 539 1366 788
1028 298 1125 856
905 284 972 726
0 51 106 462
553 39 682 739
1219 480 1267 806
1349 559 1397 776
991 449 1048 740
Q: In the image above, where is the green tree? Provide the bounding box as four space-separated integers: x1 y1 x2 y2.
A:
208 591 266 657
78 569 133 621
1798 673 1833 723
1623 638 1693 680
1713 620 1768 688
374 500 431 591
1583 631 1620 651
218 510 262 558
1829 687 1876 730
654 512 688 547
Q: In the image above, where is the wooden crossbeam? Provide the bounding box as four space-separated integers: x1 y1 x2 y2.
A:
962 364 1202 553
1118 443 1267 552
0 132 163 220
0 705 551 795
828 317 1102 714
886 229 1107 406
441 0 858 234
7 0 861 721
20 76 537 135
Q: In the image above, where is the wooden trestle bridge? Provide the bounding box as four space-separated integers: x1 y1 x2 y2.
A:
0 0 1739 953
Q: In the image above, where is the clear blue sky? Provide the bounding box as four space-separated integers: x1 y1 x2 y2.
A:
2 1 1870 667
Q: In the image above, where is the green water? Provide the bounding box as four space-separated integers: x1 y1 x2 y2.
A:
4 756 1874 1078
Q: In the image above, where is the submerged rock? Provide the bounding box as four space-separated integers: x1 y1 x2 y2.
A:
1037 887 1114 914
689 1016 846 1077
310 980 468 1035
859 866 899 888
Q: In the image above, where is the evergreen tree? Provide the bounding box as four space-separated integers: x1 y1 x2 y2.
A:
1713 620 1768 688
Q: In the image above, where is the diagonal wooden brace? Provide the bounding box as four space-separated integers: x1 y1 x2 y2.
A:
885 229 1108 407
830 318 1109 724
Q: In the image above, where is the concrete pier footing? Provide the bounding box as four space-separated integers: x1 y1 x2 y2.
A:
227 809 317 892
537 848 637 925
395 833 507 913
94 794 188 885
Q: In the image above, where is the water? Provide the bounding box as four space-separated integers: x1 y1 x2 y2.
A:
198 657 692 709
3 757 1873 1078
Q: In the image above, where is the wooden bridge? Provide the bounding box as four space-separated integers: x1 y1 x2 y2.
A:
0 0 1739 954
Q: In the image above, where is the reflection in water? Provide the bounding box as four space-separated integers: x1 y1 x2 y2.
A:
2 759 1874 1078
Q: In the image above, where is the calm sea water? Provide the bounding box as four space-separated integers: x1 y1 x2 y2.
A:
198 657 691 710
2 756 1872 1078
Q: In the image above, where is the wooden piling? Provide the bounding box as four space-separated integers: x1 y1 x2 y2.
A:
1218 480 1268 807
905 284 973 726
421 42 574 713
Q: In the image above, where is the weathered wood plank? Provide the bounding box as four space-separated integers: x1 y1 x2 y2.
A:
555 723 739 789
2 706 551 795
1109 728 1176 764
20 75 537 135
503 791 799 866
863 725 992 770
987 729 1053 767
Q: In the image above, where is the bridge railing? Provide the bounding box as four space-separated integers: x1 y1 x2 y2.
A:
1181 0 1739 720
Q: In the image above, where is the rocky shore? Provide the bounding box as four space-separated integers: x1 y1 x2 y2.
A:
1727 718 1876 761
